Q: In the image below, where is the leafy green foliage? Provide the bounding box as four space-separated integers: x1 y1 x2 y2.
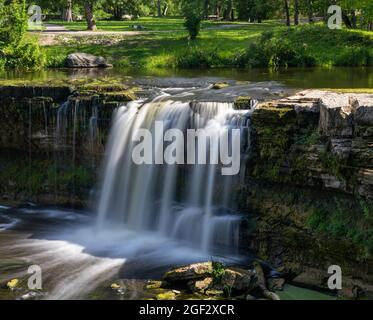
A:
211 261 226 283
0 0 45 69
307 199 373 257
181 0 204 40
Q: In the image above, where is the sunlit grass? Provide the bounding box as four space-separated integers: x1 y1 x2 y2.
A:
42 17 373 70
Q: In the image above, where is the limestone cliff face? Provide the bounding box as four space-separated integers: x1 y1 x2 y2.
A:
0 84 136 207
0 85 136 153
250 90 373 199
246 90 373 294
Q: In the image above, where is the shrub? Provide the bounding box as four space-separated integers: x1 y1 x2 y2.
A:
175 46 221 68
184 14 202 40
181 0 204 40
0 0 45 70
335 47 372 67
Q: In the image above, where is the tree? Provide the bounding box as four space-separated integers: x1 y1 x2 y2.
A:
204 0 210 19
223 0 234 20
157 0 162 16
284 0 290 26
307 0 313 23
181 0 204 40
63 0 73 22
294 0 299 25
83 0 97 30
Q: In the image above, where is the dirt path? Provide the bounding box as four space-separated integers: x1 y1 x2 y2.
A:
37 24 143 45
36 23 251 46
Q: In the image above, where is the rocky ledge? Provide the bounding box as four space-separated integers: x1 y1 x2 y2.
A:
250 90 373 198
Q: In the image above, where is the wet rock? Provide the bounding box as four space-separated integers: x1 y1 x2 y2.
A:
188 277 213 293
212 82 229 90
234 96 252 110
268 278 286 291
156 291 176 300
205 289 224 297
221 267 255 292
337 287 359 300
291 268 328 290
145 281 163 290
66 53 113 68
20 291 44 300
163 262 213 282
253 261 281 300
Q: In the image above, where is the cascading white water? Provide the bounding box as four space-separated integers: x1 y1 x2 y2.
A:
96 95 255 255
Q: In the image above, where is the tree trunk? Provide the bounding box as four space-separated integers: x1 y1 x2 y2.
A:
224 0 233 21
157 0 162 17
284 0 290 26
84 1 97 31
351 10 357 29
62 0 73 22
342 12 352 28
204 0 210 19
162 3 168 16
294 0 299 25
307 0 313 23
215 1 221 18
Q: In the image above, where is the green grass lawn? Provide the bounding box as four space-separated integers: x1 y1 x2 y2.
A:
42 17 373 70
46 16 259 32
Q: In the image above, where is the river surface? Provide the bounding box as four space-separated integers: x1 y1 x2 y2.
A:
1 67 368 300
0 67 372 89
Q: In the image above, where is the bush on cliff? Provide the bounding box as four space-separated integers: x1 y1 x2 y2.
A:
0 0 45 69
233 25 372 69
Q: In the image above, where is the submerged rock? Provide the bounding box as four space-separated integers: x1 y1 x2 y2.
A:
66 53 113 68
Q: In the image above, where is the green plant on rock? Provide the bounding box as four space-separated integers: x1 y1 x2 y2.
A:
211 261 225 284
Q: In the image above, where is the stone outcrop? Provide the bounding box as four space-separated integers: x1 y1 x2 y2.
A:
250 90 373 198
66 53 113 68
0 82 137 207
163 262 213 282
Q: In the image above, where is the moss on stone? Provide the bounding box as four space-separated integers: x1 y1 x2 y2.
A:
234 96 252 110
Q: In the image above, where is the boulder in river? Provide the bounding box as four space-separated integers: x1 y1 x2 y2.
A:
66 53 113 68
163 262 213 282
221 267 255 292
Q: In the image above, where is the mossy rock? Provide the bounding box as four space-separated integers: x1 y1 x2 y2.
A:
156 291 176 300
212 82 229 90
234 96 252 110
100 90 137 102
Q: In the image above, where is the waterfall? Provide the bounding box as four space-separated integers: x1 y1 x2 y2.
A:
96 95 255 255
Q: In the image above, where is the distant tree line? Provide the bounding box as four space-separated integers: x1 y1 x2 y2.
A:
25 0 373 31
